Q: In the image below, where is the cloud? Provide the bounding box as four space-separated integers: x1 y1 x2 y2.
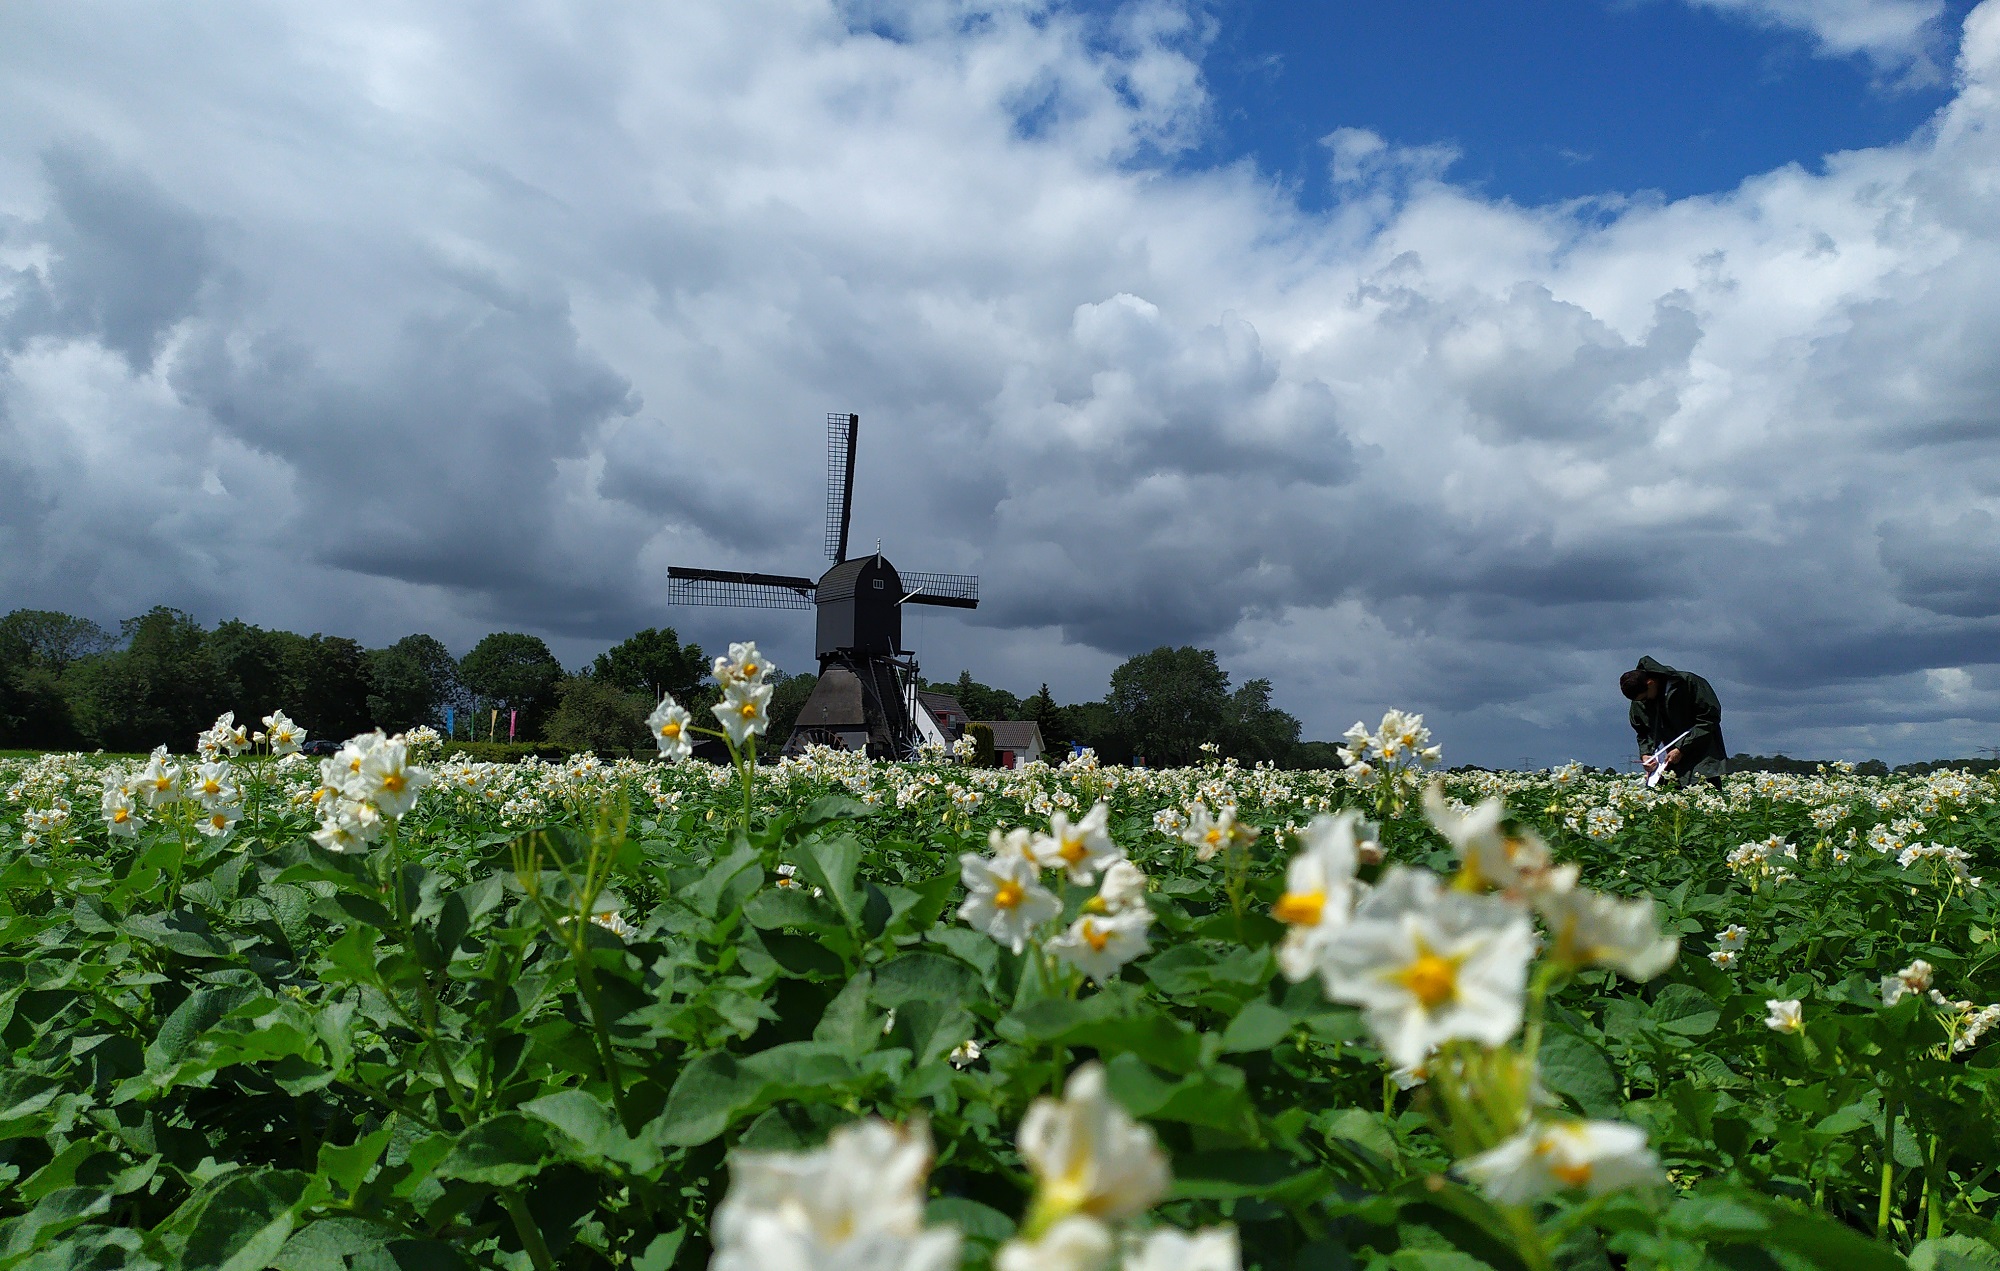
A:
1681 0 1948 78
3 0 2000 763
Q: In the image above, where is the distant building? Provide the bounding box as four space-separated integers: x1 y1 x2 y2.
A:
918 692 970 744
976 720 1045 768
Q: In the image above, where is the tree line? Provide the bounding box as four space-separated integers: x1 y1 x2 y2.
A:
0 607 1336 766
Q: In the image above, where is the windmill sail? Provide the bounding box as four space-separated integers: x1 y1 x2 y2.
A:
666 567 816 609
825 412 858 563
900 571 980 608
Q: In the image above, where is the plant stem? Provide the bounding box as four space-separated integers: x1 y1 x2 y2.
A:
572 938 636 1131
1878 1096 1898 1237
500 1191 557 1271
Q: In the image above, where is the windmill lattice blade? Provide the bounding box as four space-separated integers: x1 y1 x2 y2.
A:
667 567 816 610
901 571 979 608
826 412 858 562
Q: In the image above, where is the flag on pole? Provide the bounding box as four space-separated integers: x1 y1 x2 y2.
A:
490 709 499 741
509 709 517 742
445 706 455 738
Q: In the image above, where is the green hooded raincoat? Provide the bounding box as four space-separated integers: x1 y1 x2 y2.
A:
1628 655 1727 779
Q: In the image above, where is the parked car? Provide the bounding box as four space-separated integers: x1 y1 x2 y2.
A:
300 739 342 756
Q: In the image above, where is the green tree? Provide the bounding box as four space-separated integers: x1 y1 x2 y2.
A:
766 670 818 748
544 675 650 754
0 609 114 670
590 627 707 706
1218 677 1302 765
281 634 375 740
1022 682 1073 752
942 670 1022 722
367 634 464 733
1107 646 1230 767
459 632 564 739
0 609 106 748
65 607 232 751
1064 699 1130 764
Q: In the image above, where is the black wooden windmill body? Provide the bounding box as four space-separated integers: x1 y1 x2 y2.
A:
667 413 978 758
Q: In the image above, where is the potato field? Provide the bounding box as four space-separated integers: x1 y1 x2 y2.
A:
2 682 1997 1270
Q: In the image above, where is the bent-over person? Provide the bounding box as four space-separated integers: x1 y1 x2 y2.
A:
1619 656 1726 788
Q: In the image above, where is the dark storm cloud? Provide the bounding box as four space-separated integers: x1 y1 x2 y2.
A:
1 149 214 372
2 0 2000 764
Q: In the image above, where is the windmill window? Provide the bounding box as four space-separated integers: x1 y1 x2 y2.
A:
873 579 884 588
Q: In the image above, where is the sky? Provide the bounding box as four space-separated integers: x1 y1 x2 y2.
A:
2 0 1999 768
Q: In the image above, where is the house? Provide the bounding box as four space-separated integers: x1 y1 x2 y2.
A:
976 720 1045 768
917 691 970 744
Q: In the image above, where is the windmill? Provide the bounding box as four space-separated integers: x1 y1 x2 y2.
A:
666 413 979 758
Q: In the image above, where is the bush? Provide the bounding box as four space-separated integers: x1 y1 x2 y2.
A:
968 721 997 768
439 741 573 763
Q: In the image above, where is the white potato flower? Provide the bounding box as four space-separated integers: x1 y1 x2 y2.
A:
1093 860 1150 915
948 1039 984 1069
712 1117 959 1271
1883 959 1934 1005
102 788 140 838
1457 1119 1663 1204
1032 803 1121 884
189 761 239 809
1316 867 1534 1069
1708 949 1739 970
715 679 775 748
356 735 431 817
196 802 242 840
1422 785 1574 898
1535 888 1679 981
646 695 694 761
1764 999 1804 1033
1123 1226 1243 1271
958 850 1062 953
260 710 305 756
714 641 775 688
137 751 183 809
995 1217 1114 1271
1715 924 1749 952
1272 811 1368 984
1181 804 1256 862
1017 1063 1170 1225
1048 908 1153 985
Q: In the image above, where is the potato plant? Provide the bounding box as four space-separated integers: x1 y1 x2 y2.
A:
0 720 1996 1270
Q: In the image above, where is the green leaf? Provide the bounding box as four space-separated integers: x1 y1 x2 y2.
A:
436 1115 555 1186
812 972 879 1059
1650 984 1720 1037
872 953 982 1010
796 834 864 930
631 1230 686 1271
275 1217 474 1271
686 844 763 919
169 1169 313 1271
523 1090 661 1174
1220 998 1295 1054
1538 1029 1623 1119
1910 1236 2000 1271
315 1129 391 1198
121 910 232 959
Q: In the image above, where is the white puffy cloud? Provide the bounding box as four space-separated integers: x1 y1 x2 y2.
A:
2 0 1999 764
1683 0 1947 76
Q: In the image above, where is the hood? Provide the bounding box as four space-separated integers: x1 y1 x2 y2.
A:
1635 655 1681 680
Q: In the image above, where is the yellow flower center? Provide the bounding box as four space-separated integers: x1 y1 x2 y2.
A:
738 702 758 719
1059 835 1086 864
1397 950 1459 1010
660 721 682 738
1273 889 1326 926
112 808 130 824
1081 920 1112 952
742 662 758 677
210 814 228 830
1205 827 1224 845
1551 1161 1593 1187
992 880 1024 910
154 777 171 791
380 772 406 794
